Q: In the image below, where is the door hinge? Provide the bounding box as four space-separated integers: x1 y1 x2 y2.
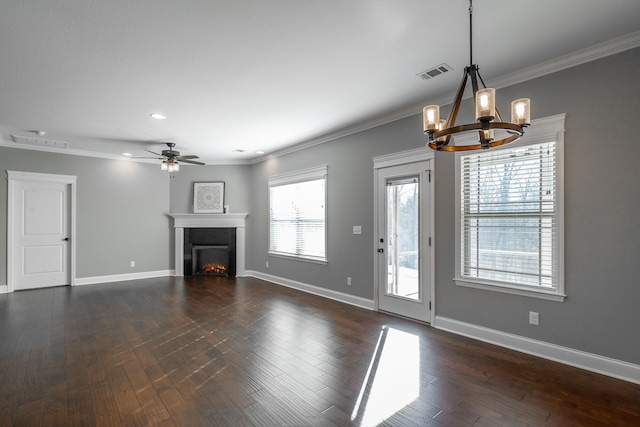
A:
429 301 432 310
428 237 432 246
427 169 431 182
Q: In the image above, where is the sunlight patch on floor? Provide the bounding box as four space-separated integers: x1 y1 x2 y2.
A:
351 326 420 426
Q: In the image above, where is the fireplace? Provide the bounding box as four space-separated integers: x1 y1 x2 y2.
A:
170 213 247 277
183 227 236 277
192 245 230 276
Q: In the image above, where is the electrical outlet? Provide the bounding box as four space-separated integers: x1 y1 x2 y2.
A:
353 226 362 235
347 277 352 286
130 261 135 268
529 311 539 326
266 261 269 268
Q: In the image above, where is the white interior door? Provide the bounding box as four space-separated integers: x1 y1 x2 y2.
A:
375 160 432 323
8 171 75 291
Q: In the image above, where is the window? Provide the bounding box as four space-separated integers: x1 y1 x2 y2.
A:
269 165 327 263
455 114 565 301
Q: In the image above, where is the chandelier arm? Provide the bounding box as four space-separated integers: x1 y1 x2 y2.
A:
445 67 470 129
469 65 480 94
435 70 472 147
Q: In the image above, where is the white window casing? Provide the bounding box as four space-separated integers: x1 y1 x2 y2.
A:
268 165 328 264
454 114 566 301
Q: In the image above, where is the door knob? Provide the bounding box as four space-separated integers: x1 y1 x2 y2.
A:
377 248 384 253
63 237 70 241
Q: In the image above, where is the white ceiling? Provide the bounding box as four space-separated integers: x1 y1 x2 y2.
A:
1 0 640 164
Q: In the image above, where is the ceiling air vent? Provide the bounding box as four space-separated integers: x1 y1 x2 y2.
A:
417 63 453 81
11 135 69 149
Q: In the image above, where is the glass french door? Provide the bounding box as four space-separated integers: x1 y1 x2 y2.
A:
376 161 432 322
386 176 420 300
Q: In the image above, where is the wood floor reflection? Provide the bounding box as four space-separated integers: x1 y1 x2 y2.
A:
0 276 638 426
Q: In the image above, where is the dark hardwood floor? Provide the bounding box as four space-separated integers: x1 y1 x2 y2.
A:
0 276 638 426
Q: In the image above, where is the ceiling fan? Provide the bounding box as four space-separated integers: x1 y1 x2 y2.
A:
137 142 205 171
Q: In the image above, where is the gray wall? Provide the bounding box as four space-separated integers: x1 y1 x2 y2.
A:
169 164 252 214
248 116 424 299
0 148 171 279
245 47 640 365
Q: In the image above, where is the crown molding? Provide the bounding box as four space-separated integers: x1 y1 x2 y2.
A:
254 30 640 164
489 30 640 90
0 138 139 161
0 138 252 166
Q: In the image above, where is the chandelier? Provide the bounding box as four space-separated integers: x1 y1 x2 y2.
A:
423 0 530 151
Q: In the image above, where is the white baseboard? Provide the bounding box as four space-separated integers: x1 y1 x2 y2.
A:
434 316 640 385
245 270 375 310
74 270 175 286
0 285 7 294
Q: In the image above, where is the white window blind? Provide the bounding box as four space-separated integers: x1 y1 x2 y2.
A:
269 166 327 262
460 141 558 289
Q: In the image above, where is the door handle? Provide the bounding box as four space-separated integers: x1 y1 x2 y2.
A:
377 248 384 253
63 237 70 241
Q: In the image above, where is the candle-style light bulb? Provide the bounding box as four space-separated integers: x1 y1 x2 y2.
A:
482 129 494 140
436 119 447 142
511 98 531 125
475 88 496 121
423 105 440 131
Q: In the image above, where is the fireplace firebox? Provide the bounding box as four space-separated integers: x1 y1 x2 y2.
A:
192 245 230 276
183 227 236 277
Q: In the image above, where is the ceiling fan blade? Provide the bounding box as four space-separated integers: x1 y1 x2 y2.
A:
131 156 164 159
145 149 163 156
180 159 206 166
176 155 199 160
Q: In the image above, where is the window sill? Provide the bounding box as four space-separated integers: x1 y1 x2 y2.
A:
454 278 566 302
268 252 328 265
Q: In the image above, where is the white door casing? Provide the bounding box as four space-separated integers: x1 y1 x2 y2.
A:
373 149 434 324
7 171 76 292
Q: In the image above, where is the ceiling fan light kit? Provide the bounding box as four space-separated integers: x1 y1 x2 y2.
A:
424 0 530 152
161 160 179 172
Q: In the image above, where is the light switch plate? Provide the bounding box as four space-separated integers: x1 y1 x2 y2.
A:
353 226 362 235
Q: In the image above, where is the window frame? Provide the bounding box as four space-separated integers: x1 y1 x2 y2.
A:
454 114 566 301
268 165 328 264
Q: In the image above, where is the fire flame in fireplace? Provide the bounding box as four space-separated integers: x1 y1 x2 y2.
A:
201 263 228 275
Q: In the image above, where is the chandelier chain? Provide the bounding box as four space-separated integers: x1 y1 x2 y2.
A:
469 0 473 66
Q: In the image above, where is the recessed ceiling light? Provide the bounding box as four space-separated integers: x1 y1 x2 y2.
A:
122 152 132 157
150 113 167 120
256 151 265 155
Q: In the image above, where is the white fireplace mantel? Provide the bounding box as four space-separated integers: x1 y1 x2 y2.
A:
170 213 248 277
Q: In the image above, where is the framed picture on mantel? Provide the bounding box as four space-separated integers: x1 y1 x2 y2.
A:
193 182 225 213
